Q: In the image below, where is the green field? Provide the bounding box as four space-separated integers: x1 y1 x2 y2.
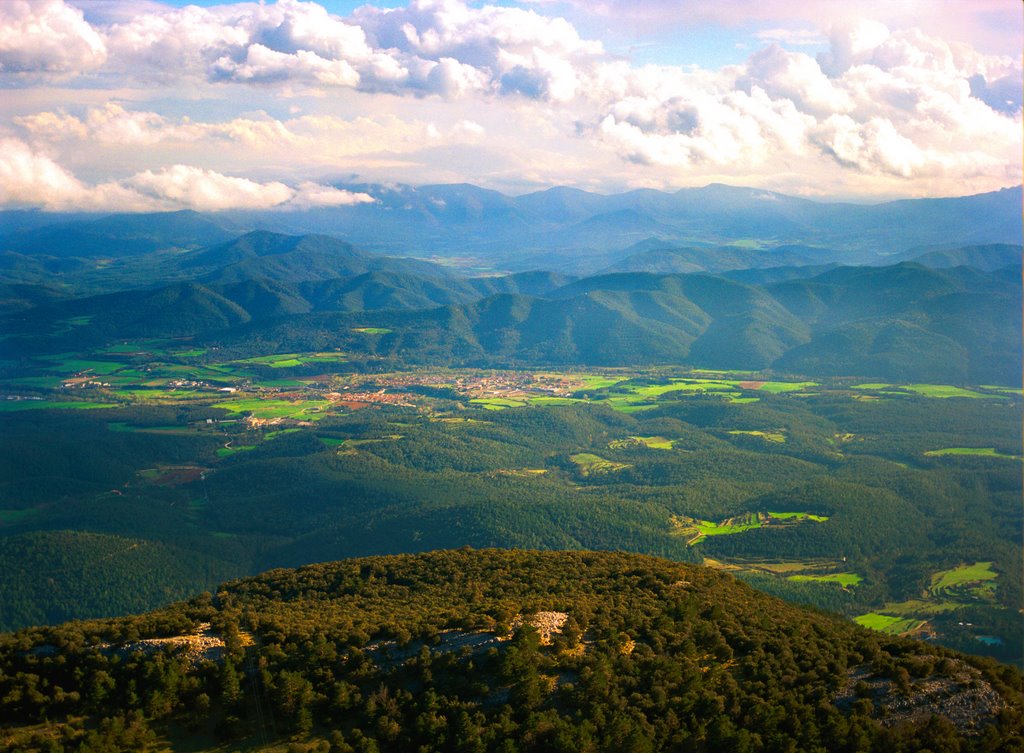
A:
570 453 631 475
788 572 862 587
230 353 348 368
570 373 630 390
352 327 393 334
216 444 256 458
854 613 924 634
855 562 1000 632
527 396 586 406
767 511 829 522
924 447 1020 460
673 511 828 545
609 436 674 450
756 381 818 393
852 383 997 399
696 514 762 538
728 429 786 443
470 397 527 410
212 398 331 420
628 379 738 397
930 562 998 598
633 435 673 449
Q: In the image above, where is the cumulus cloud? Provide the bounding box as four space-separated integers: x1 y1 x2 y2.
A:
0 137 374 211
57 0 603 100
14 104 486 172
0 0 106 73
591 19 1021 189
0 137 92 208
0 0 1020 199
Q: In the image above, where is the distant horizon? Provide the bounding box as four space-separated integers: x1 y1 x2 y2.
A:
2 179 1021 217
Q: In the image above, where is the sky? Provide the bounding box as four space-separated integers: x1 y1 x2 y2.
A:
0 0 1021 212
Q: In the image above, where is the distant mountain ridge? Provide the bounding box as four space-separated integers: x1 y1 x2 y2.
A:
1 184 1020 274
6 245 1016 383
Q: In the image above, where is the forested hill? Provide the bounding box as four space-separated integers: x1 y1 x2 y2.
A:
2 549 1022 753
4 258 1020 383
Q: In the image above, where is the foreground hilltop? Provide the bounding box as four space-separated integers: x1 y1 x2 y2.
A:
1 549 1021 752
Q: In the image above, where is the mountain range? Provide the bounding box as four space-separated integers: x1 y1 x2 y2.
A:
3 228 1019 383
2 183 1020 275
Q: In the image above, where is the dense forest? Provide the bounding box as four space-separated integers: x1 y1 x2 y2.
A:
0 382 1020 663
1 549 1022 752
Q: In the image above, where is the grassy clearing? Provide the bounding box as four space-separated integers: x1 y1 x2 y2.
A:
570 453 631 475
632 436 674 449
528 396 586 406
330 436 403 453
930 562 998 598
904 384 995 399
859 563 1000 631
877 599 961 616
229 352 348 369
854 613 923 634
212 398 331 420
980 385 1023 395
609 436 674 450
924 447 1020 460
852 383 997 399
628 379 738 397
672 511 828 545
756 381 818 393
470 397 527 410
572 374 629 390
728 429 786 443
216 445 256 458
788 572 862 587
767 511 829 522
731 559 838 574
352 327 393 334
690 368 759 377
265 428 302 440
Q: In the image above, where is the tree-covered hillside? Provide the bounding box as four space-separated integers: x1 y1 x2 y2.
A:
1 549 1021 753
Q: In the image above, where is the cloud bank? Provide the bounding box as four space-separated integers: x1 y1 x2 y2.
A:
0 137 375 211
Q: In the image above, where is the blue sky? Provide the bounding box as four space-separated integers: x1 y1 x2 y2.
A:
0 0 1020 211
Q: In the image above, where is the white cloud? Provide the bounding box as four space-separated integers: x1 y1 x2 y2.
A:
0 136 91 208
82 0 606 100
0 137 376 211
290 181 376 208
590 20 1020 191
0 1 1020 200
14 104 488 173
0 0 106 73
126 165 295 210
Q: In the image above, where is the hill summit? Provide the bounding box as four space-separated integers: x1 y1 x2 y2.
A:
1 549 1020 752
